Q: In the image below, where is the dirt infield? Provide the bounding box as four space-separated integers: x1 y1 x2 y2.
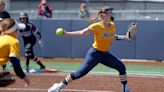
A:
1 58 164 92
0 72 164 92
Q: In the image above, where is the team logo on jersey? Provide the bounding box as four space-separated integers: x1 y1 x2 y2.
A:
103 32 114 38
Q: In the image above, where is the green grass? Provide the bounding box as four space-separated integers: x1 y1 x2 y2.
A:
3 61 164 76
126 64 164 72
126 64 164 75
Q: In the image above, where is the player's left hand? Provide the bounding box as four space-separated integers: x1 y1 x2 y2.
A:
125 22 138 41
39 39 43 47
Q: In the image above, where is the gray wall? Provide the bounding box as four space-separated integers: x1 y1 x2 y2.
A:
19 19 164 60
10 0 164 11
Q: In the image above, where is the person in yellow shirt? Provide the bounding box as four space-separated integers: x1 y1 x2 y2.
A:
0 18 29 87
48 6 131 92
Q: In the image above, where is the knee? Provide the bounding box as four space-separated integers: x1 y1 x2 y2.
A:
71 73 83 80
25 50 34 59
117 64 126 75
71 71 87 80
26 54 34 59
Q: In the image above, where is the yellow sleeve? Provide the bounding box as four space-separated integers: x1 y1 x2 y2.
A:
9 40 20 57
88 23 99 33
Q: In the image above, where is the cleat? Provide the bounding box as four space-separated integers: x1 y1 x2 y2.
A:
48 83 60 92
25 69 29 73
122 84 131 92
23 68 29 73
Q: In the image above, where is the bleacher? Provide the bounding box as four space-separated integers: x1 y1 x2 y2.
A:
7 0 164 20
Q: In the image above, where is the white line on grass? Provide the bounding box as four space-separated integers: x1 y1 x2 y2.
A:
28 70 164 78
64 70 164 77
0 88 114 92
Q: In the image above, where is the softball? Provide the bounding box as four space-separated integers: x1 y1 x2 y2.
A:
56 28 64 36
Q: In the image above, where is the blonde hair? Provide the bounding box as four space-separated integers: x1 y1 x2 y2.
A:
0 18 15 35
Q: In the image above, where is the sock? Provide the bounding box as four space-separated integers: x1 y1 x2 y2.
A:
36 61 46 69
57 74 72 89
62 74 73 85
2 64 7 70
57 82 66 89
26 57 30 68
33 57 45 69
122 81 127 86
120 74 128 92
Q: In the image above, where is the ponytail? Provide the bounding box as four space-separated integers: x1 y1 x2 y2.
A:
90 6 114 22
80 6 113 22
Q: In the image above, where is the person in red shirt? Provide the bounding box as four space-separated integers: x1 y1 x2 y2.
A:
37 0 52 18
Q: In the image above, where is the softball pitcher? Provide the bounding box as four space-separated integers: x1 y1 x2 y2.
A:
48 6 131 92
0 18 29 87
19 12 46 72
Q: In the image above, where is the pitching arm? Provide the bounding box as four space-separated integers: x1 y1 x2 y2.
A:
64 28 91 37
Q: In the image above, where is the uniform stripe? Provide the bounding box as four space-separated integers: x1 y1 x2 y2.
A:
119 74 127 81
65 74 72 83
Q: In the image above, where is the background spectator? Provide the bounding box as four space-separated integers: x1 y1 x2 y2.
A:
80 3 90 18
37 0 52 18
0 0 10 20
